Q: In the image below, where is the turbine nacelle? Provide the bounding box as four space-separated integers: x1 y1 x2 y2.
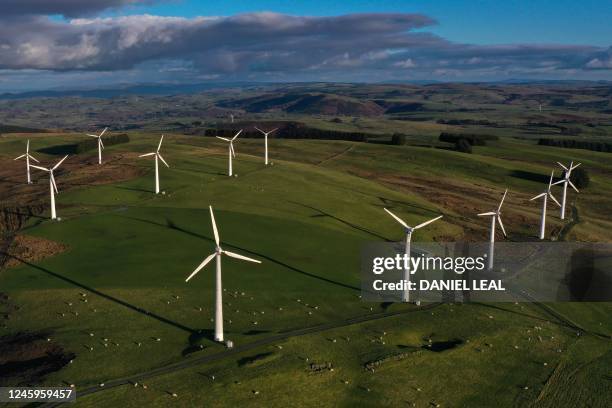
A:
477 188 508 237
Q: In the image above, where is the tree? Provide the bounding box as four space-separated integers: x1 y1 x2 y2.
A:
455 138 472 153
571 168 590 189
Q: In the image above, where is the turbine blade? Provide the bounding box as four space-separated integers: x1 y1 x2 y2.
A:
414 215 443 230
14 154 26 160
548 170 555 188
139 152 156 157
383 208 409 229
270 128 278 134
477 211 496 216
158 153 170 168
552 179 565 186
185 253 216 282
568 180 579 193
52 155 68 170
230 143 235 158
223 250 261 264
216 136 231 142
99 139 104 149
28 154 40 163
30 165 49 172
497 215 507 237
497 189 508 211
87 134 99 138
99 127 108 137
209 206 220 246
570 162 581 171
157 135 164 152
548 192 561 207
26 139 30 152
51 173 58 194
232 129 243 141
530 193 546 201
557 162 568 171
255 127 264 134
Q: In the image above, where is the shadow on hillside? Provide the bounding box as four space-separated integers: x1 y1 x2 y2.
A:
119 215 360 292
5 255 196 335
115 185 154 194
510 170 557 184
37 145 78 156
289 201 391 242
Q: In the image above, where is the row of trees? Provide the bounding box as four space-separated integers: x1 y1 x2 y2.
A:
538 138 612 153
203 122 369 142
75 133 130 153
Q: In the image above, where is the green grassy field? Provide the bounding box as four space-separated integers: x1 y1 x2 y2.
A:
0 132 610 407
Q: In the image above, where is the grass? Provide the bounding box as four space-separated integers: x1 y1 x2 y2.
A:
0 132 610 406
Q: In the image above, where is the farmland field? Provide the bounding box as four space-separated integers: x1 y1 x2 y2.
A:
1 116 611 406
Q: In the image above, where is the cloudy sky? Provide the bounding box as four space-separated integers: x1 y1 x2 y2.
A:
1 0 611 91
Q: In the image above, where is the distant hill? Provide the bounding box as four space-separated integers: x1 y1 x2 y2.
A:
0 82 259 100
0 123 49 133
220 92 385 116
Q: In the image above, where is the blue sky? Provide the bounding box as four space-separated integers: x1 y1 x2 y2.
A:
116 0 612 47
1 0 611 91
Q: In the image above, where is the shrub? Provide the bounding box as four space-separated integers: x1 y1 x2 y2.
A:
455 138 472 153
391 133 407 145
571 168 590 189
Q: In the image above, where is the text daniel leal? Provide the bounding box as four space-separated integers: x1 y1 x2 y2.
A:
373 279 506 291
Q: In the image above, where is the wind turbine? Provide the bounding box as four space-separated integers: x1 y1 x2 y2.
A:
255 127 277 165
530 171 561 240
30 155 69 220
553 161 580 220
185 206 261 343
217 130 242 176
86 127 107 165
383 208 443 303
477 189 508 270
14 140 39 184
139 135 169 194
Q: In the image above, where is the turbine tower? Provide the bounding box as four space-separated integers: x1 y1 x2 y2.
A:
31 155 69 220
383 208 443 303
217 130 242 176
554 161 580 220
530 171 561 240
86 127 108 165
255 127 278 165
185 206 261 343
14 140 39 184
477 189 508 270
139 135 169 194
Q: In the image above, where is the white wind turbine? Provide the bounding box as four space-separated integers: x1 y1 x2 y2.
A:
31 155 69 220
217 130 242 176
86 127 107 165
185 206 261 343
530 171 561 240
553 161 580 220
255 127 277 165
139 135 169 194
14 140 39 184
384 208 443 303
477 189 508 270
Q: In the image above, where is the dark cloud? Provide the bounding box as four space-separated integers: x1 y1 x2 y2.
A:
1 0 157 18
0 12 609 84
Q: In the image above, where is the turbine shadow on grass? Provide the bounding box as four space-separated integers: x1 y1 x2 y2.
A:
114 185 154 194
5 255 196 334
510 170 560 184
119 215 360 292
288 201 391 242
